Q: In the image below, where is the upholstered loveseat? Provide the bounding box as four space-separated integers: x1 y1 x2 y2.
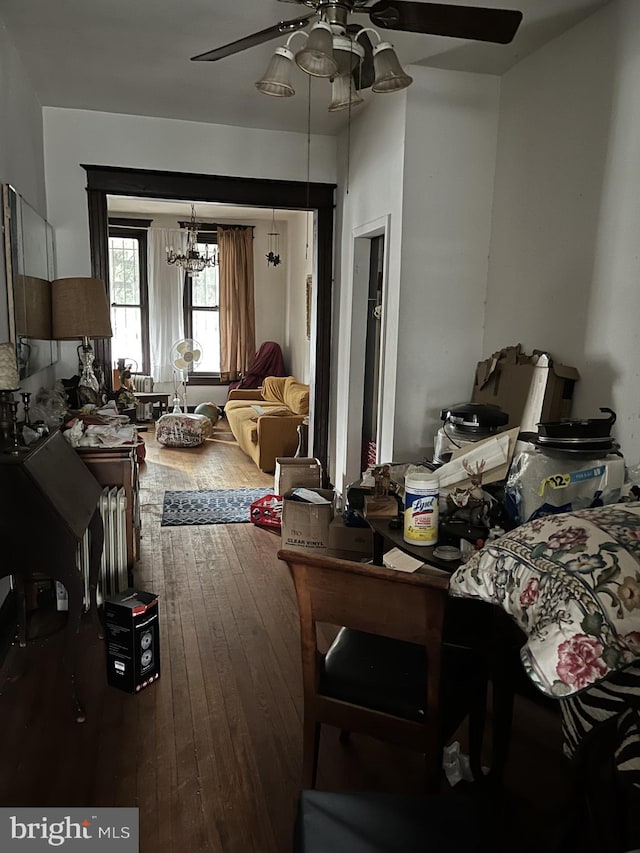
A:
225 375 309 473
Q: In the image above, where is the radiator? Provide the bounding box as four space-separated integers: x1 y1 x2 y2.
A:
56 486 128 611
132 373 154 421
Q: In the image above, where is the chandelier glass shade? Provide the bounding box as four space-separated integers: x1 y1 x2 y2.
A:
166 205 218 276
255 17 412 110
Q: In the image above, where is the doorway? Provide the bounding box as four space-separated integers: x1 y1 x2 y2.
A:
361 235 384 471
83 165 336 478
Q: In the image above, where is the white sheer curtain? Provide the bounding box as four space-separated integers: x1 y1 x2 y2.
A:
147 228 184 383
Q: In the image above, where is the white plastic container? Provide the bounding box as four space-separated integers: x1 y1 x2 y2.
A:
403 469 439 546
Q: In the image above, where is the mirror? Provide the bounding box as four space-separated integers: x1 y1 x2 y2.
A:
2 184 58 379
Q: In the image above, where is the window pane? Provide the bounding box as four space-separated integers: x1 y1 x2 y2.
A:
192 250 219 307
111 306 143 370
193 310 220 373
109 236 141 304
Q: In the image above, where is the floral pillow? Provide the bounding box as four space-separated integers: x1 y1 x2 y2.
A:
449 503 640 697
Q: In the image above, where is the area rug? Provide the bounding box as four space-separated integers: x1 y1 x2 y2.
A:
161 488 273 526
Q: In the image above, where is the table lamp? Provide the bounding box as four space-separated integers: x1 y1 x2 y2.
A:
51 277 112 404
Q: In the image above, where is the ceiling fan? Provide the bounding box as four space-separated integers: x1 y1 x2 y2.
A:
191 1 524 66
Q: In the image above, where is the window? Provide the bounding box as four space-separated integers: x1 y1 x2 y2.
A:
183 234 220 376
108 226 149 374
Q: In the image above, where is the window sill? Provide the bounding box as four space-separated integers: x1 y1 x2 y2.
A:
188 375 227 387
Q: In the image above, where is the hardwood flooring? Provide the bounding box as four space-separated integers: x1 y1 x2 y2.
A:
0 419 578 852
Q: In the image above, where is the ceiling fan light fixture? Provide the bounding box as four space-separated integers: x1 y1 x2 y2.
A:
331 34 365 78
371 41 413 93
328 74 364 112
295 21 338 78
255 46 296 97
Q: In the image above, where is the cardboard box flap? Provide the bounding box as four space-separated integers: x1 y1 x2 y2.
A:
471 345 579 432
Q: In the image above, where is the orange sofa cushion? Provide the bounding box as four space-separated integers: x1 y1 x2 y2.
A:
284 377 309 415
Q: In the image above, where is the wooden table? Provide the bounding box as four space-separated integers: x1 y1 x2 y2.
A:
134 391 171 417
365 514 518 783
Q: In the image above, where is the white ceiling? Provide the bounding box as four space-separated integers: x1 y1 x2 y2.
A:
108 195 303 221
0 0 610 135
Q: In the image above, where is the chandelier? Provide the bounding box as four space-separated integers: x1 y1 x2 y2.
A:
166 204 218 276
255 10 412 111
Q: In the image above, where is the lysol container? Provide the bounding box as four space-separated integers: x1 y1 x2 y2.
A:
404 469 439 546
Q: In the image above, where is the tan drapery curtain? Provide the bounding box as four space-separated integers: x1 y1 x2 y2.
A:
218 226 256 383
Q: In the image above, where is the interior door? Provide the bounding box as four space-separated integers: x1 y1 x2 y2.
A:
361 235 384 472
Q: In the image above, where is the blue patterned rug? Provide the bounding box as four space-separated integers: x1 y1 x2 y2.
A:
161 488 273 526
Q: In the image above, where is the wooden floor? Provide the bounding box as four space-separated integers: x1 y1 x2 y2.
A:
0 419 579 852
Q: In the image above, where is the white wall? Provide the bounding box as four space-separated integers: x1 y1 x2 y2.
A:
333 92 408 493
43 107 336 279
396 67 500 459
485 0 640 463
0 19 48 604
333 67 500 491
42 107 336 388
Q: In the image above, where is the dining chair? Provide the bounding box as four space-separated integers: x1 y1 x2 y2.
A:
278 549 488 791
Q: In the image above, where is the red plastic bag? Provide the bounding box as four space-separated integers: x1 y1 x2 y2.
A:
250 494 283 530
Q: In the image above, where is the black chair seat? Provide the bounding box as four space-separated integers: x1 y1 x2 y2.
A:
320 628 487 737
294 790 489 853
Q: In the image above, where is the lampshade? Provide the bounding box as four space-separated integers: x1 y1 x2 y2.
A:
255 46 296 97
51 277 112 340
13 275 52 339
372 42 413 93
328 75 364 112
332 34 365 78
295 21 338 78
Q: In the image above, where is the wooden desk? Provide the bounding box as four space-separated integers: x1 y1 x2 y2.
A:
367 516 461 573
365 514 516 783
0 430 103 721
134 391 171 417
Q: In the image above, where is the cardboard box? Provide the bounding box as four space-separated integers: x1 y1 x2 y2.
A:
274 457 322 496
105 589 160 694
327 515 373 559
281 488 335 554
471 345 579 432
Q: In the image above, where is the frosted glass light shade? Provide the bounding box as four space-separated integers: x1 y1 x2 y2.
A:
295 21 338 78
328 75 364 112
331 34 365 78
255 47 296 97
372 42 413 93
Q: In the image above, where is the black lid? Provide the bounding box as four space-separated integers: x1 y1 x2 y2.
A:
440 402 509 429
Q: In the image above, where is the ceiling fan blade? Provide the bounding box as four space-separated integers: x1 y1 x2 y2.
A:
190 14 314 62
346 24 375 91
367 2 523 45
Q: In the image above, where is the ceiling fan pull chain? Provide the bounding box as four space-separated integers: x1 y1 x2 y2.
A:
305 75 312 261
346 74 352 196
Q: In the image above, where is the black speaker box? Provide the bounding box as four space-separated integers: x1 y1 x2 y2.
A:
105 589 160 693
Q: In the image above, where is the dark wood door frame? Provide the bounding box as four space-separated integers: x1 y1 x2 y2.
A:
82 164 336 478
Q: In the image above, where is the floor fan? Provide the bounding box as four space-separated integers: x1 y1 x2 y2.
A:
169 338 202 413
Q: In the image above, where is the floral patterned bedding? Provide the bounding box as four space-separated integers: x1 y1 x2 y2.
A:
449 503 640 697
